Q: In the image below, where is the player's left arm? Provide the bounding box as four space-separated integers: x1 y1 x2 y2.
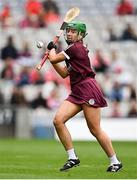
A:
48 48 66 64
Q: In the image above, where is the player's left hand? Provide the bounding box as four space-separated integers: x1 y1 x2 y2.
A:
47 41 57 50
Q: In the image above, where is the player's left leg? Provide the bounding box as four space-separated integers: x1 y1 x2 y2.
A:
82 104 122 172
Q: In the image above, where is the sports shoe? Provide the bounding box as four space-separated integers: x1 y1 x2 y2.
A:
107 163 123 172
60 159 80 171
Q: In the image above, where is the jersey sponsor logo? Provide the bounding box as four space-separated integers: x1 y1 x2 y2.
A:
88 99 95 105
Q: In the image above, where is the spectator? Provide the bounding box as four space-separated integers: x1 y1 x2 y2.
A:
29 69 45 85
42 0 60 24
109 81 123 102
16 66 31 86
10 86 28 106
19 41 32 58
42 0 60 15
0 60 15 80
0 3 13 28
120 23 137 41
1 36 19 61
30 91 49 109
44 9 60 24
106 23 137 42
127 100 137 118
128 84 136 101
106 26 118 42
20 0 45 28
116 0 134 15
91 49 110 73
19 14 40 28
25 0 43 16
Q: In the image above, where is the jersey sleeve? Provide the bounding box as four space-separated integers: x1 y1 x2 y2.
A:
63 44 79 59
63 43 87 60
62 44 75 60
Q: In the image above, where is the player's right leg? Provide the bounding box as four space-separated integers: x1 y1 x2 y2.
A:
53 100 81 171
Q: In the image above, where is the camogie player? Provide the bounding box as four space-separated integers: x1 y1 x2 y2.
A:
47 21 122 172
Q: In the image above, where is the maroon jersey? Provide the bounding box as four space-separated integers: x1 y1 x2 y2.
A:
63 41 107 108
63 41 95 85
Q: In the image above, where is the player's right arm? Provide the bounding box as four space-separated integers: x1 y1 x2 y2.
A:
48 48 68 78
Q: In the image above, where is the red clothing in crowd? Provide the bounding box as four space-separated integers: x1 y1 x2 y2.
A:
25 0 42 15
116 0 134 15
0 5 10 19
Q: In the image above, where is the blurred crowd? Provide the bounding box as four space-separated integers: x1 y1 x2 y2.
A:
0 35 69 110
0 0 137 118
115 0 137 15
91 48 137 118
0 0 60 28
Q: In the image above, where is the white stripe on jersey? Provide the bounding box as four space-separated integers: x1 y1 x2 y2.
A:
64 44 74 51
61 51 70 60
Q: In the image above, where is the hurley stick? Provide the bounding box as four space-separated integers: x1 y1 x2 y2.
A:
36 7 80 70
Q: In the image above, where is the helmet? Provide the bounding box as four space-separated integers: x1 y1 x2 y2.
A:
66 21 87 36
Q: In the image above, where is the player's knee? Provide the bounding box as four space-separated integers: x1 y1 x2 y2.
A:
53 117 60 127
53 115 65 127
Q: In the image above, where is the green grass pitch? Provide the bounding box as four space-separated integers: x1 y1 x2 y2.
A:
0 139 136 179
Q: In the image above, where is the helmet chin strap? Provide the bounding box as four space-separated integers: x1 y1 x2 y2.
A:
78 32 88 39
77 34 83 41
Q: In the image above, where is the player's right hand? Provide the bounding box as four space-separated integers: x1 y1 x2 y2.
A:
47 41 57 50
